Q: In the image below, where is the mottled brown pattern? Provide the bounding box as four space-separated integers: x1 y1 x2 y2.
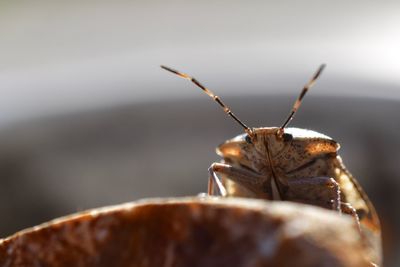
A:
0 198 371 267
214 127 381 264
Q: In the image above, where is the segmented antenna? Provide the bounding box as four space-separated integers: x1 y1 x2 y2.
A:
280 64 326 130
161 65 251 133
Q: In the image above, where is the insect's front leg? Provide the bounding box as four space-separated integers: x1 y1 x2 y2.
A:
341 202 361 230
208 163 227 196
208 163 266 197
282 177 341 211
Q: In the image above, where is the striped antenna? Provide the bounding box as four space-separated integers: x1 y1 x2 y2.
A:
161 65 251 133
280 64 326 130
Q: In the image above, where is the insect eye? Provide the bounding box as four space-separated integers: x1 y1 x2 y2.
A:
282 133 293 142
245 135 253 144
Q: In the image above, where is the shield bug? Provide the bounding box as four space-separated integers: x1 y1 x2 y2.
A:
161 64 381 264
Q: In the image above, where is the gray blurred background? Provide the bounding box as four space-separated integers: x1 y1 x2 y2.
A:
0 1 399 266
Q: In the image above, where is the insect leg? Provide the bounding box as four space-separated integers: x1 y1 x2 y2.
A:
341 202 361 231
282 177 341 211
208 163 267 197
208 164 227 196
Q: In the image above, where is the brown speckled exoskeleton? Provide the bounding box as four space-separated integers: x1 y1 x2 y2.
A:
161 64 381 264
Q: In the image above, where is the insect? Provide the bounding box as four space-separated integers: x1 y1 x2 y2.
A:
161 64 381 264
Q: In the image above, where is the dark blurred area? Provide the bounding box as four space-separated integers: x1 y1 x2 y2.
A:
0 0 399 266
0 96 399 266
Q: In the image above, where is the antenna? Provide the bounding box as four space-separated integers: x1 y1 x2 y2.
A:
280 64 326 130
161 65 251 133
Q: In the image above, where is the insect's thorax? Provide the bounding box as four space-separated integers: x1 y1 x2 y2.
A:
218 127 338 171
217 127 340 196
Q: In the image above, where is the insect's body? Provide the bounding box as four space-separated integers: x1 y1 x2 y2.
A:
161 64 382 265
218 127 338 200
215 127 381 263
218 127 373 214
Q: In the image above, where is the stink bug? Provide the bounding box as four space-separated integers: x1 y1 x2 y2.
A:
161 64 381 264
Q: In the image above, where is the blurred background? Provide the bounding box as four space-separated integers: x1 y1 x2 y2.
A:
0 0 399 265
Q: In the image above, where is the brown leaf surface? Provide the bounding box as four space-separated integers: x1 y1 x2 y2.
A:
0 197 372 267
